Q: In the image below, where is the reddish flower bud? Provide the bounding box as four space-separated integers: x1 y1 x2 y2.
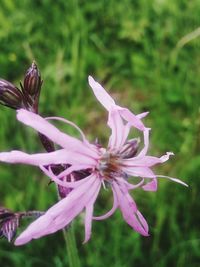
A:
0 206 44 243
0 207 19 242
23 62 42 96
0 79 24 109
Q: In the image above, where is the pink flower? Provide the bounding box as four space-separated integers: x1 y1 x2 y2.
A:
0 77 187 245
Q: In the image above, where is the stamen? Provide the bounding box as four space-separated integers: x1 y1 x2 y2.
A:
120 138 139 159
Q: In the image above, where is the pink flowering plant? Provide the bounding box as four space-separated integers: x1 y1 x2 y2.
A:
0 63 187 250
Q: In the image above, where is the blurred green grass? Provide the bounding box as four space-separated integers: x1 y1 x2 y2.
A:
0 0 200 266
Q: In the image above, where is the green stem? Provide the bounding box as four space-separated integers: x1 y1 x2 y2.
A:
63 224 81 267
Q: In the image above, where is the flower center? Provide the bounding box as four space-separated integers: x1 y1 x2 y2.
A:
98 152 123 180
97 138 139 181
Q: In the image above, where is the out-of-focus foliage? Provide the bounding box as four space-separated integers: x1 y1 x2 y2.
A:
0 0 199 266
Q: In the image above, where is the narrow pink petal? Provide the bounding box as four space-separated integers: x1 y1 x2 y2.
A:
88 76 115 111
108 109 130 150
136 128 150 157
47 175 97 218
159 152 174 162
123 152 174 167
14 212 53 245
123 156 160 167
46 117 99 155
41 179 101 238
15 175 99 245
83 181 101 243
54 179 101 234
136 210 149 233
47 188 94 232
136 111 149 119
142 179 158 191
119 178 144 190
84 204 94 243
93 189 118 220
0 150 66 166
122 166 156 178
40 165 92 188
17 109 98 159
156 175 188 187
114 181 137 212
113 182 149 236
120 123 131 148
57 164 91 179
118 108 146 131
0 149 97 166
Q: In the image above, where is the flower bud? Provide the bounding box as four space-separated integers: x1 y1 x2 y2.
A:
0 207 44 243
0 79 24 109
23 61 42 96
0 207 19 242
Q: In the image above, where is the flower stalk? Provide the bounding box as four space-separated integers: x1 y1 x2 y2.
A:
63 224 81 267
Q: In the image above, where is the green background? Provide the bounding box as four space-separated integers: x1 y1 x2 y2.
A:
0 0 199 266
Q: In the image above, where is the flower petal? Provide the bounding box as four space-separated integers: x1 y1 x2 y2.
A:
142 179 158 191
15 175 100 245
88 76 116 111
108 109 130 150
83 182 101 243
113 181 149 236
0 149 97 166
57 165 90 179
136 112 149 119
136 210 149 233
123 152 174 167
93 189 118 220
136 128 150 157
83 204 94 243
121 178 144 190
156 175 188 187
122 166 156 179
118 108 146 131
40 165 92 188
17 109 98 158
